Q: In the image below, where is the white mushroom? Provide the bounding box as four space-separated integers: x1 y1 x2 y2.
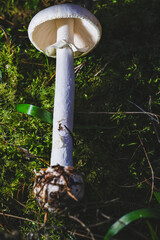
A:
28 3 102 211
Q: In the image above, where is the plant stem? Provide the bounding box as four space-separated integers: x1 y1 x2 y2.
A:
50 19 75 167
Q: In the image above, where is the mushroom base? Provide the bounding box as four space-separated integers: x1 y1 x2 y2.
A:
33 165 84 212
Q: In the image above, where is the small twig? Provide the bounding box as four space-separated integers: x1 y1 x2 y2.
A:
88 220 108 228
78 111 160 118
74 230 104 240
144 178 159 192
45 72 56 84
0 212 41 225
0 122 16 131
93 54 117 77
0 222 9 232
45 60 86 85
64 124 76 146
1 139 49 166
41 0 50 7
75 60 86 74
128 225 150 240
54 0 72 4
13 198 38 215
18 35 28 39
21 183 26 202
68 213 95 240
68 231 92 239
130 144 141 161
16 147 50 165
100 212 111 220
118 176 160 189
148 96 160 143
0 17 14 25
1 211 10 231
94 62 109 77
148 96 152 112
71 198 119 212
0 25 10 44
17 189 20 201
20 59 44 66
44 211 48 224
128 100 159 123
152 120 160 143
138 135 155 203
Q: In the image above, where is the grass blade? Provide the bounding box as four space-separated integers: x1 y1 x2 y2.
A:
146 220 159 240
154 192 160 204
16 104 53 124
0 70 2 83
104 208 160 240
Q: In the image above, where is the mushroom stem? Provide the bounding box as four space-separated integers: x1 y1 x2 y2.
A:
50 19 75 167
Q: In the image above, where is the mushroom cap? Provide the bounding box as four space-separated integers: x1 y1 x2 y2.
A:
28 4 102 58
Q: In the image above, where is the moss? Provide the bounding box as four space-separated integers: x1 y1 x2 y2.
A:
1 0 160 239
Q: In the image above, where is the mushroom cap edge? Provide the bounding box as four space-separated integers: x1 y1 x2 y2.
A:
28 3 102 58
